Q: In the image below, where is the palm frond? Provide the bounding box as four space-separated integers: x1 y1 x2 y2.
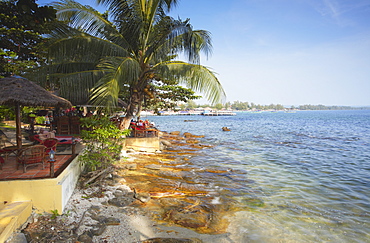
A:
150 18 212 64
48 35 129 63
90 73 120 111
52 0 131 49
97 56 141 87
29 0 224 114
90 56 141 110
155 61 225 104
175 24 213 64
59 71 102 104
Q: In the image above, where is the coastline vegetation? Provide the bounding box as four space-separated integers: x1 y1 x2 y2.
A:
181 100 369 111
27 0 225 130
0 0 58 78
79 116 129 171
292 104 369 110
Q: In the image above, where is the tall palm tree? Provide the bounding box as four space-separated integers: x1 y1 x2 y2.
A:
39 0 225 129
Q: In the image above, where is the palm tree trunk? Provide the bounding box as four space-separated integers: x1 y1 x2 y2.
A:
121 91 142 129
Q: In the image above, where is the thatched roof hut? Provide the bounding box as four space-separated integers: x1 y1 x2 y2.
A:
0 76 72 148
0 76 72 108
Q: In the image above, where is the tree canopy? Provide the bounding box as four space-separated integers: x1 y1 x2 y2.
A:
0 0 57 77
31 0 225 128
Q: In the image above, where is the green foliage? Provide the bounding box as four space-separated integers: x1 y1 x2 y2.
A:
298 104 354 110
35 116 45 124
50 209 70 219
31 0 225 125
185 100 197 110
230 101 285 111
0 105 41 121
0 0 57 77
214 103 224 110
79 116 130 171
50 209 60 219
0 105 14 121
141 82 201 111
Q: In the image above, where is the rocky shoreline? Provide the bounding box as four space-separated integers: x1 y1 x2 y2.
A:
7 131 242 243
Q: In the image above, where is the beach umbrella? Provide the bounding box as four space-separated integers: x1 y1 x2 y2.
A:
0 75 72 149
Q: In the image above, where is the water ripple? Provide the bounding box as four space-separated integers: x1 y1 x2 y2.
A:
149 110 370 242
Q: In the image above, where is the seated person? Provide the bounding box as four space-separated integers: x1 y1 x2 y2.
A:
136 120 146 130
38 128 56 140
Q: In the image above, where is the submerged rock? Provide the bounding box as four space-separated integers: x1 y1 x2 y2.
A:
145 164 162 170
166 207 209 229
125 163 138 170
134 191 151 203
161 140 172 147
142 238 203 243
183 132 205 138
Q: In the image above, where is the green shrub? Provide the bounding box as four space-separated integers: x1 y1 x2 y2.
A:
79 116 130 171
35 116 46 124
0 105 14 121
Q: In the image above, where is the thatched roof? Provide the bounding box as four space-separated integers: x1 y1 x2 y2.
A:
0 76 72 108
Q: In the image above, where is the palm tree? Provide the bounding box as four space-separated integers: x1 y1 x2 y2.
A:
38 0 225 129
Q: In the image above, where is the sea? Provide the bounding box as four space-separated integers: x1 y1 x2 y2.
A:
147 110 370 243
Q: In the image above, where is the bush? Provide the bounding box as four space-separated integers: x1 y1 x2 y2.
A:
79 116 130 171
0 105 14 121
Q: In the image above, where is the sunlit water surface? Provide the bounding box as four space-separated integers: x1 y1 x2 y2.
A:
148 110 370 242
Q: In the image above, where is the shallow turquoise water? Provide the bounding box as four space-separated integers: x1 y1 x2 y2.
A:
149 110 370 242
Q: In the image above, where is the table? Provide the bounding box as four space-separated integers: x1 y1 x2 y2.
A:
0 145 32 159
32 135 79 155
0 146 18 159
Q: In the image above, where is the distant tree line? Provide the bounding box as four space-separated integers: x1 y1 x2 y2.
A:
182 100 285 110
182 100 369 111
294 104 369 110
228 101 285 111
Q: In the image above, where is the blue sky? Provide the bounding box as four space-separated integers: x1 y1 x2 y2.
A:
37 0 370 106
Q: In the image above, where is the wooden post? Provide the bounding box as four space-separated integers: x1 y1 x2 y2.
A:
72 142 76 155
15 103 22 150
49 161 55 177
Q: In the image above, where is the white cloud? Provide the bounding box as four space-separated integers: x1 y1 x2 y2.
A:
310 0 370 27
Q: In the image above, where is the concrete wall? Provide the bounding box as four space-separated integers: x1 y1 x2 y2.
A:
59 156 83 210
124 137 160 152
0 155 83 214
